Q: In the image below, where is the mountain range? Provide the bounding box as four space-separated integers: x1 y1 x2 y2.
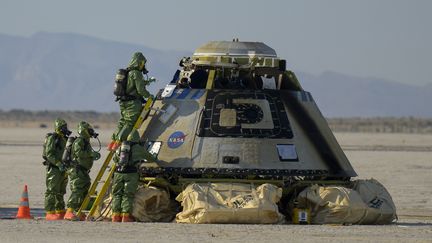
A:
298 71 432 117
0 32 431 117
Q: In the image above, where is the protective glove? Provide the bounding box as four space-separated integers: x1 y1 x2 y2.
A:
92 151 101 160
148 77 157 83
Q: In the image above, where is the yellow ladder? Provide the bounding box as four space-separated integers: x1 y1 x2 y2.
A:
77 97 154 220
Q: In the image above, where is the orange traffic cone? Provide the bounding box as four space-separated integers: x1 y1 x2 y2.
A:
16 185 33 219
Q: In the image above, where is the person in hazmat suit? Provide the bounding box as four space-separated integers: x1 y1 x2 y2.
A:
111 129 155 222
43 118 71 220
108 52 155 151
64 121 101 221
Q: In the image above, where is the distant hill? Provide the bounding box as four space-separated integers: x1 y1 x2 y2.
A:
1 110 431 134
0 109 119 129
297 72 432 117
0 32 189 112
0 32 431 117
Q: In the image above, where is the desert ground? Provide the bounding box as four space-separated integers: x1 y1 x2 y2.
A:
0 127 431 242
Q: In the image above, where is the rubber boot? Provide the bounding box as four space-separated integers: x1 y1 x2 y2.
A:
122 213 135 222
63 208 76 221
46 211 60 221
112 213 122 222
55 210 66 220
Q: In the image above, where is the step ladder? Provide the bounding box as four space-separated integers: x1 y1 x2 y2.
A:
77 97 155 221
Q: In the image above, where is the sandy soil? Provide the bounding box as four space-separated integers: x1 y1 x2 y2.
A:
0 128 431 242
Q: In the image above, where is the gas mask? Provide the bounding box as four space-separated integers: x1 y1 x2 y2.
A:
88 128 99 138
60 125 72 137
139 60 148 74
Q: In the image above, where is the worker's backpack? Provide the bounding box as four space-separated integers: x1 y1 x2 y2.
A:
42 133 61 165
61 136 76 168
113 68 130 99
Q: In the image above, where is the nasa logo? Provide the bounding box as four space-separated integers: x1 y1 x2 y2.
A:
167 131 187 149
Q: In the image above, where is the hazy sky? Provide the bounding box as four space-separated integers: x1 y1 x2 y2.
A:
2 0 431 86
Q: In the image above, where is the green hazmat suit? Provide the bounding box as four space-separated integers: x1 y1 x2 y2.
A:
112 130 155 214
44 118 69 214
67 121 100 211
112 52 153 142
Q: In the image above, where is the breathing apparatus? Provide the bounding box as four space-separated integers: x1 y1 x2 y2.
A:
88 127 101 153
61 136 76 167
60 125 72 137
78 121 101 153
138 56 156 84
88 127 99 139
117 141 131 172
139 58 148 75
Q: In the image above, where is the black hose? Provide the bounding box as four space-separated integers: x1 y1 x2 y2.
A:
95 197 113 221
92 137 102 152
